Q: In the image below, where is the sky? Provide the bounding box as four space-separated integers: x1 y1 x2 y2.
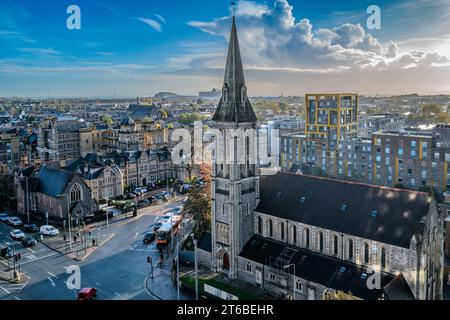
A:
0 0 449 97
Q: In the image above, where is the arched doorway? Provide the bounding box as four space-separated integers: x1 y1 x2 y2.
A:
222 252 230 270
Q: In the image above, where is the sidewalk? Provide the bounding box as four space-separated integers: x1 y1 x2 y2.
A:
145 263 193 300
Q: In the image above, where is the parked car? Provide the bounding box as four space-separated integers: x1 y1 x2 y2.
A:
0 247 13 259
143 231 155 244
137 199 151 208
134 188 144 195
21 236 37 247
161 191 171 198
172 206 183 214
8 216 23 227
23 223 40 233
0 213 9 223
77 287 97 300
153 222 163 231
10 229 26 240
126 192 137 199
40 225 60 236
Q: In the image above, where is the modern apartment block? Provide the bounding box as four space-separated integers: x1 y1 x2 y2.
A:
371 130 433 190
282 95 450 193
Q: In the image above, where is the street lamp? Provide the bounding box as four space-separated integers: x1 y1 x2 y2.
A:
59 194 72 250
283 263 296 300
191 233 198 300
176 231 180 300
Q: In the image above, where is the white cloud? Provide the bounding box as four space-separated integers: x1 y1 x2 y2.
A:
135 17 162 32
153 14 166 24
182 0 450 94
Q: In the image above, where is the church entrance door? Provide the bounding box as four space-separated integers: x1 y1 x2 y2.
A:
222 252 230 270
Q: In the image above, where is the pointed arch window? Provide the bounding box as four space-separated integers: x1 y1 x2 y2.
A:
364 242 370 264
318 232 324 252
268 219 273 237
332 235 338 256
292 225 297 244
305 228 310 248
257 216 262 235
348 239 354 261
70 184 82 203
380 247 387 270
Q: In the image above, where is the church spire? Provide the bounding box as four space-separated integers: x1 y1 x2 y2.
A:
212 16 257 124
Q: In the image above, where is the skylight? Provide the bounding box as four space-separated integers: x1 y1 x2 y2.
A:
340 204 348 213
300 196 306 204
371 210 378 217
339 266 346 273
361 273 368 280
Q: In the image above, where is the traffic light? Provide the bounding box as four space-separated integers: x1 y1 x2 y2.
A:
147 256 152 263
14 253 21 262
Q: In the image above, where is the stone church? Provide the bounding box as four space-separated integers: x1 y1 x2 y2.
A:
197 16 444 300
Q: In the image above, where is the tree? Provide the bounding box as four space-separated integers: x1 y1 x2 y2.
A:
159 109 168 119
184 184 211 238
422 104 441 114
100 114 113 125
435 112 450 123
178 113 204 125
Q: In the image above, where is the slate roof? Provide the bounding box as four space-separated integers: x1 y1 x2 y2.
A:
36 165 74 197
65 158 105 180
197 231 212 253
256 172 431 248
212 16 257 124
240 235 395 300
383 274 415 300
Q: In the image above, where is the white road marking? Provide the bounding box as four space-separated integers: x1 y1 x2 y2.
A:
134 232 139 239
114 292 120 296
14 296 20 300
19 252 58 266
95 282 100 286
48 277 55 287
47 272 58 278
0 286 10 294
26 247 35 253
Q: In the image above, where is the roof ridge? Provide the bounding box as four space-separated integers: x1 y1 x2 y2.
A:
277 171 429 195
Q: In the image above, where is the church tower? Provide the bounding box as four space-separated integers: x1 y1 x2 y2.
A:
211 16 259 279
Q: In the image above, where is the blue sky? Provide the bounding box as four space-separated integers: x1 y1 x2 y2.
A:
0 0 449 97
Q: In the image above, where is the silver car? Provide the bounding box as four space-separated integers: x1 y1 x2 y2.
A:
8 216 23 227
0 213 9 223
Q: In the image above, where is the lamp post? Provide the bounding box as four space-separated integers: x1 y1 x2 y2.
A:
59 194 72 250
191 233 198 300
283 263 296 300
176 232 180 300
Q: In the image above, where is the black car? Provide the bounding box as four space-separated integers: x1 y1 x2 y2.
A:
23 223 39 233
0 247 13 259
21 236 37 247
153 222 163 231
143 231 155 244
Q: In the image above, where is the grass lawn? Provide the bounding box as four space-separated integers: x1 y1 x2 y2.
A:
180 275 262 300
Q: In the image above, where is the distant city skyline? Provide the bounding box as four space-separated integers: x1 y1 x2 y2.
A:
0 0 449 97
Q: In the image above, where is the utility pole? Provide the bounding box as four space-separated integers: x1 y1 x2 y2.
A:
191 234 198 300
283 263 296 300
177 241 181 300
25 176 30 223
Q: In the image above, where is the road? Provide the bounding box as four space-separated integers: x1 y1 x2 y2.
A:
0 198 186 300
